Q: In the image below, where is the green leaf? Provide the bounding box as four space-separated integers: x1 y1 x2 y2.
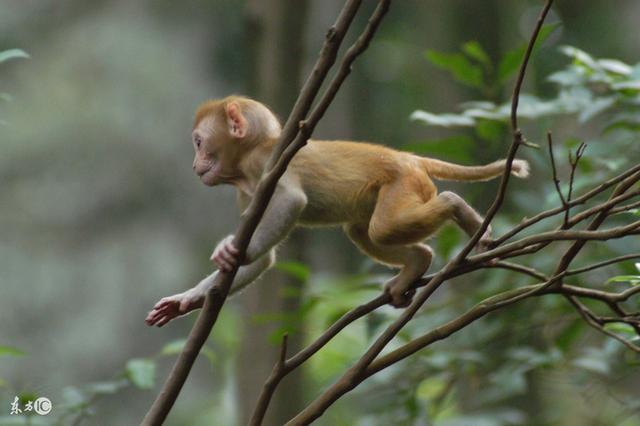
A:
598 59 633 75
548 67 588 86
560 45 599 70
86 380 128 395
0 346 25 357
62 386 88 406
556 319 583 352
498 23 559 83
425 50 483 88
573 356 609 375
125 358 156 390
606 275 640 285
578 96 616 123
603 120 640 134
0 49 29 63
462 41 491 68
410 110 475 127
475 119 506 142
160 339 190 356
611 81 640 92
604 323 636 336
498 46 526 83
162 339 217 365
275 261 311 283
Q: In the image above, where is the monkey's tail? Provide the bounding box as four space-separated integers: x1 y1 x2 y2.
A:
421 158 530 182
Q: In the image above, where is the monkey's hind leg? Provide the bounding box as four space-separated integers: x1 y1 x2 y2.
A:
368 178 492 251
345 224 433 307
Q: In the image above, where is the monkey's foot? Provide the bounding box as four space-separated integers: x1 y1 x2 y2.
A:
384 283 416 308
476 225 494 253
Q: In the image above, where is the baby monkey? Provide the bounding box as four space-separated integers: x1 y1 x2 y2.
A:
145 96 529 327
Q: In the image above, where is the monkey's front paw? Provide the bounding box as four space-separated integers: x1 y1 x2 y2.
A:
145 290 204 328
210 235 240 272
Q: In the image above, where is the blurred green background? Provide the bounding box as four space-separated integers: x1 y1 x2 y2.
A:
1 1 640 425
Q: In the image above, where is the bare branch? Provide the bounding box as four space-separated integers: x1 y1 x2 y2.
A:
549 171 640 288
567 189 640 227
493 163 640 246
547 131 568 213
472 220 640 264
566 296 640 353
566 253 640 276
566 143 587 208
609 199 640 215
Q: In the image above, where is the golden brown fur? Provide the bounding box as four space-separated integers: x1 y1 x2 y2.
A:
145 96 530 326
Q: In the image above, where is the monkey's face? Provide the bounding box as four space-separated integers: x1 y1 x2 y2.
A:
191 99 253 187
192 120 223 186
191 115 243 187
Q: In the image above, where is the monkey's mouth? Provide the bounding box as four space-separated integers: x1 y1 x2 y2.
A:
199 161 221 186
199 169 217 185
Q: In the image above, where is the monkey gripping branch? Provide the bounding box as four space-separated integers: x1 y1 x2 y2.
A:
144 0 640 424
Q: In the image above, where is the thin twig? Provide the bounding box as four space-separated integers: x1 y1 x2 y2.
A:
609 199 640 216
547 131 567 213
492 163 640 246
567 189 640 227
566 296 640 353
566 253 640 276
549 172 640 290
471 220 640 265
564 142 587 226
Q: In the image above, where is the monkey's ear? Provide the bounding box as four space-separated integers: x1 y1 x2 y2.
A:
225 102 248 138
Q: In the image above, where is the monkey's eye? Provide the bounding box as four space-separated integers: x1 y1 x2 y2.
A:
194 135 202 148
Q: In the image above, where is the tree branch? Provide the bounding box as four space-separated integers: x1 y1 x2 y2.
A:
492 163 640 246
142 1 366 424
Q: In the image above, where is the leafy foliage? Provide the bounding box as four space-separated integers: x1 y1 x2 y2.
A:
413 44 640 136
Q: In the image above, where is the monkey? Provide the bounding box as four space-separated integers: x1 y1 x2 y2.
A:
145 95 529 327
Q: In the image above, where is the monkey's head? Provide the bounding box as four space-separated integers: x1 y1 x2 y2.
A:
191 96 281 186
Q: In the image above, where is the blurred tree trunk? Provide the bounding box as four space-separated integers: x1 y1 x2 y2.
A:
235 1 310 425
